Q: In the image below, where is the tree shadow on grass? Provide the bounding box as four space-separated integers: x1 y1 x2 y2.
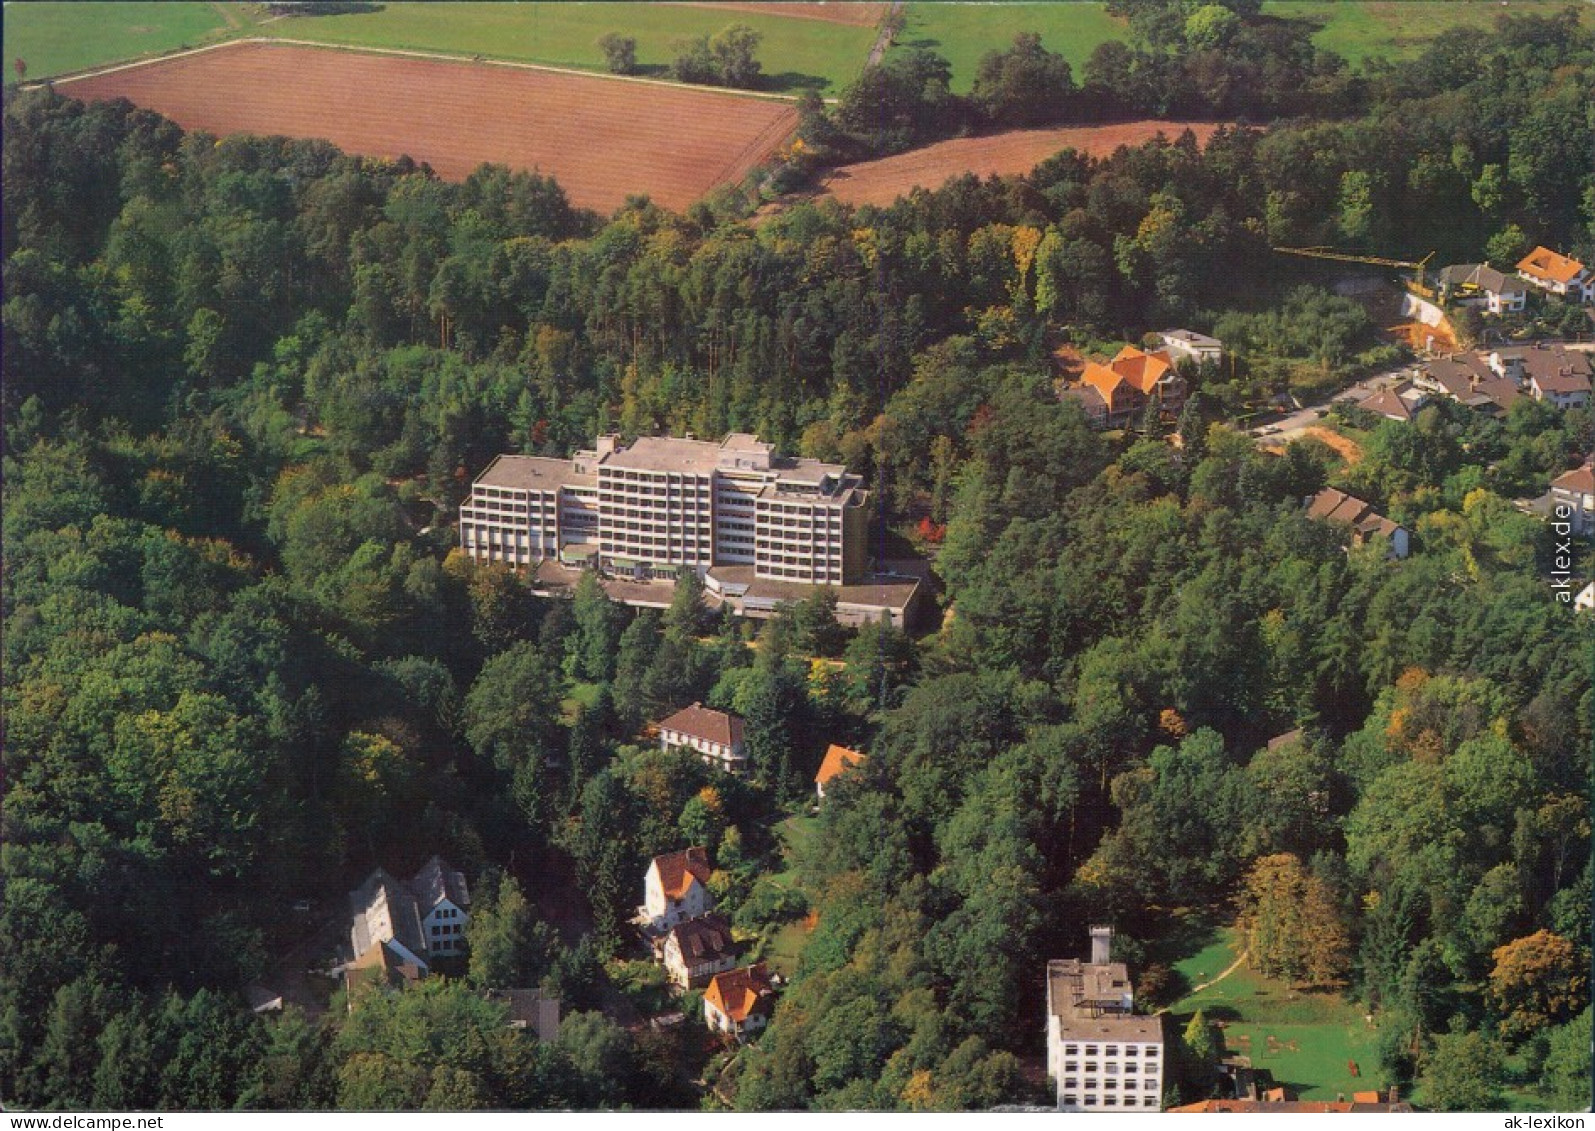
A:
760 70 830 94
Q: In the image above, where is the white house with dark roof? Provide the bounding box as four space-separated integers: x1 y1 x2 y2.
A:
1436 263 1528 315
658 703 747 774
348 855 471 979
1046 926 1165 1112
642 847 714 931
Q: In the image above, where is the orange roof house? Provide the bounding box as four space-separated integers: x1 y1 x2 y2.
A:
815 744 867 800
1067 344 1186 429
1518 246 1586 287
704 963 776 1038
1517 245 1593 302
643 847 714 931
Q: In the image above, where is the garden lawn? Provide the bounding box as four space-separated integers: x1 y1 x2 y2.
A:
3 2 235 81
1168 929 1385 1101
255 2 878 93
894 2 1128 91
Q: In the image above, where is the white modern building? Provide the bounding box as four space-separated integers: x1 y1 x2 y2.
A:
460 432 869 585
1046 927 1165 1113
1159 329 1224 367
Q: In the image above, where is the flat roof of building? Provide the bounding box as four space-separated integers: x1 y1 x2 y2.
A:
708 566 920 612
604 435 723 475
475 454 576 491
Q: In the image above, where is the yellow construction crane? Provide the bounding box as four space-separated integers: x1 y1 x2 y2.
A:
1274 246 1438 297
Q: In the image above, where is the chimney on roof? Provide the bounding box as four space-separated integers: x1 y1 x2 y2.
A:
1089 925 1112 966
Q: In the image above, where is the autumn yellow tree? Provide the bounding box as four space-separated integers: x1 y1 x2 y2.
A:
1237 853 1349 987
1489 930 1588 1041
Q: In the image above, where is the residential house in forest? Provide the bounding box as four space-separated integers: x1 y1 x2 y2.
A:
815 744 867 802
1305 488 1410 559
1436 263 1528 315
658 702 746 774
346 855 471 1002
1355 381 1430 422
1046 926 1165 1112
1517 246 1595 304
1063 344 1187 429
642 846 714 932
661 913 738 988
703 963 776 1040
1159 329 1224 367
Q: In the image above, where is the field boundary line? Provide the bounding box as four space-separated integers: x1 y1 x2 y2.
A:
40 35 835 106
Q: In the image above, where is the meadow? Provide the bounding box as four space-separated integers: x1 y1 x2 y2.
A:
251 2 880 93
2 1 234 81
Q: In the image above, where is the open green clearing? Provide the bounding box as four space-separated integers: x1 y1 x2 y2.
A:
253 2 879 93
893 2 1129 92
1270 1 1595 64
758 814 820 977
894 1 1595 90
1167 928 1385 1102
2 1 235 81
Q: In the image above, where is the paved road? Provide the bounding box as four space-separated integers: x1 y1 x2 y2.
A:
1249 365 1417 443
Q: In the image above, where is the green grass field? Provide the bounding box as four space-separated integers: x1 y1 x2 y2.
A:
1168 928 1386 1102
1269 1 1595 64
894 1 1595 90
253 2 879 93
893 2 1129 92
2 1 236 81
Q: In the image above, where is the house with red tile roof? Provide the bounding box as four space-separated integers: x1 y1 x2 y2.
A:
815 744 867 802
661 913 738 988
1062 345 1187 429
658 702 746 774
1517 246 1595 304
703 963 776 1040
642 847 714 932
1306 488 1410 559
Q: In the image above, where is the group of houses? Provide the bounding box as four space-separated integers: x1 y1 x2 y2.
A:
1059 330 1216 430
630 739 869 1040
1358 343 1591 423
1433 245 1595 314
638 847 772 1040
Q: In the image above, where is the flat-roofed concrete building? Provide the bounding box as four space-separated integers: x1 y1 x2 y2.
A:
460 432 869 587
1046 927 1165 1113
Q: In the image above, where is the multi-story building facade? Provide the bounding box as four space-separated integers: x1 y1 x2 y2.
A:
459 432 869 585
1046 927 1165 1113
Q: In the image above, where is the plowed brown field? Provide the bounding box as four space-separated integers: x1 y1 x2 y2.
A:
821 121 1225 208
61 42 799 214
666 2 890 25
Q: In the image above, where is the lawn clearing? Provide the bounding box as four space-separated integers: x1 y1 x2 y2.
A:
1169 929 1386 1101
893 2 1128 91
59 41 799 214
821 120 1222 209
2 1 236 81
255 1 879 93
1266 1 1595 65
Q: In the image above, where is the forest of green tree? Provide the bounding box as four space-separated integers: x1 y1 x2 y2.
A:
2 0 1591 1113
